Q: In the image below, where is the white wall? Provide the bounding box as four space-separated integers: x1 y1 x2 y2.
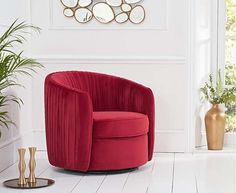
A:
29 0 190 152
0 0 30 171
1 0 195 154
192 0 213 147
193 0 235 148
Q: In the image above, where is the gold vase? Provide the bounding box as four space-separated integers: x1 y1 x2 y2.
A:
28 147 37 183
205 104 226 150
18 148 27 185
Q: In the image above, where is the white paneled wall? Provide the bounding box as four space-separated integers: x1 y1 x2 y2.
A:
29 0 190 152
193 0 217 147
50 0 168 29
31 59 188 152
29 0 188 57
0 0 30 171
0 0 199 156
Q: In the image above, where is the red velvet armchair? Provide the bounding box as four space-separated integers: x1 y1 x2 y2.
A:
45 71 155 172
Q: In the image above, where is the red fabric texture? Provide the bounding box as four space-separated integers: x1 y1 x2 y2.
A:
93 111 149 138
44 71 155 172
89 135 148 171
45 75 93 171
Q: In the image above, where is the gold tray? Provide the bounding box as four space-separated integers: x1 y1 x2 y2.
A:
3 178 55 189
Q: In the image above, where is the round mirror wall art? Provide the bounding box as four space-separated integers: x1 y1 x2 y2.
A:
121 4 132 12
61 0 78 8
60 0 146 24
74 8 93 23
106 0 122 7
64 8 74 17
125 0 142 4
115 12 129 24
93 3 115 23
129 5 145 24
78 0 92 7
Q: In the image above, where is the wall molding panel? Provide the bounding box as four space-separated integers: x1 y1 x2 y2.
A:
0 135 21 150
48 0 168 30
155 131 185 152
27 0 190 153
34 56 186 65
0 135 22 172
31 56 188 153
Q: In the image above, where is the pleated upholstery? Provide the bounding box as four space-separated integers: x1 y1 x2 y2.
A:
45 75 93 171
45 71 155 171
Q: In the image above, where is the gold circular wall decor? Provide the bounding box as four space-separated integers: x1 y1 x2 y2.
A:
60 0 146 24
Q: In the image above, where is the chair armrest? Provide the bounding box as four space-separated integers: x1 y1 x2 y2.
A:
44 75 93 171
123 83 155 161
91 74 155 161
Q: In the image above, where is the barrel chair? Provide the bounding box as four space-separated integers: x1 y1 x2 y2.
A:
44 71 155 172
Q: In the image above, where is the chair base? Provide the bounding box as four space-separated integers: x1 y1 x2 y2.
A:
80 167 138 174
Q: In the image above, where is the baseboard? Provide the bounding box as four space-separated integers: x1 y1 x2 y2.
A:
22 131 47 151
0 135 22 172
200 132 236 147
155 130 185 152
224 133 236 146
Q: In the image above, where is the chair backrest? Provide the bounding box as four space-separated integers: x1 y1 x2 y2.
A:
50 71 147 111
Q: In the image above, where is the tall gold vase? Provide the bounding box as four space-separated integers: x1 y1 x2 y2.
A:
28 147 37 183
18 148 27 185
205 104 226 150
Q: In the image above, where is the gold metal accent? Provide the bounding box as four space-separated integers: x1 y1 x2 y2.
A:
205 104 226 150
28 147 37 183
18 148 27 185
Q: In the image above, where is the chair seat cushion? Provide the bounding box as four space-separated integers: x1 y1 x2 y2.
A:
93 111 149 139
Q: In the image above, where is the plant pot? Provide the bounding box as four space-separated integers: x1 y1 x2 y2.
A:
205 104 226 150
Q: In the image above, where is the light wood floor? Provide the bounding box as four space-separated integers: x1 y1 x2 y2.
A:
0 152 235 193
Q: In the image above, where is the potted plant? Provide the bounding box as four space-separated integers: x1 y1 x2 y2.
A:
200 70 236 150
0 20 42 138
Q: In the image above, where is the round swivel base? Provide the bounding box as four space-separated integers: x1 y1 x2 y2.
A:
82 167 138 174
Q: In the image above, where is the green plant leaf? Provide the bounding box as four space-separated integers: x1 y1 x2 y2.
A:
0 19 42 134
200 70 236 106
